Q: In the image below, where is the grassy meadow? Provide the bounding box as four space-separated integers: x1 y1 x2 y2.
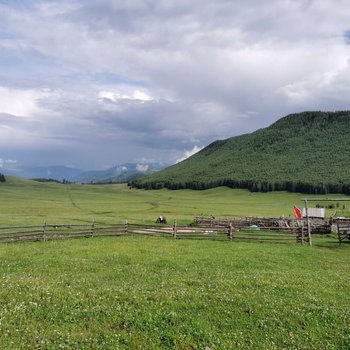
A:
0 177 350 349
0 236 349 349
1 176 350 226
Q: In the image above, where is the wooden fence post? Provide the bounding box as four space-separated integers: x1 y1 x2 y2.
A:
301 226 305 245
42 220 46 241
125 220 128 234
91 220 95 238
228 223 233 241
173 219 177 239
304 199 312 246
42 221 47 241
294 226 300 245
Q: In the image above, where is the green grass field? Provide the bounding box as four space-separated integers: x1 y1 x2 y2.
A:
0 177 350 349
1 177 349 226
0 236 349 349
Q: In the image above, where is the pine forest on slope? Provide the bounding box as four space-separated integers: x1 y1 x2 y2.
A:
130 111 350 194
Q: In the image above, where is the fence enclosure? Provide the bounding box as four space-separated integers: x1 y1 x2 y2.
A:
0 219 311 244
2 213 348 245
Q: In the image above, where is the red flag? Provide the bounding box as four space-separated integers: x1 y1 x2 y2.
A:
293 206 302 220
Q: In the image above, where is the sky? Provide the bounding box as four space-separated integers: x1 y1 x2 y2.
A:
1 0 350 170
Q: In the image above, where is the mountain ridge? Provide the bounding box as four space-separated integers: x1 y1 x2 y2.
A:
2 163 167 184
130 111 350 194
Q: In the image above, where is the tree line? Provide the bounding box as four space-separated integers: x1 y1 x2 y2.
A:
129 179 350 195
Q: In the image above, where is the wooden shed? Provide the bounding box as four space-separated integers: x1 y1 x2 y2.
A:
302 208 325 219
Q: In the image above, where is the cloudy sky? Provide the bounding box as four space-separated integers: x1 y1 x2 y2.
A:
1 0 350 170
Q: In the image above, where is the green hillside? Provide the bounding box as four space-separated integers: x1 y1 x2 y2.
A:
131 111 350 194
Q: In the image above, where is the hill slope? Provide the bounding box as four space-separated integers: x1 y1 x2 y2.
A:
130 111 350 194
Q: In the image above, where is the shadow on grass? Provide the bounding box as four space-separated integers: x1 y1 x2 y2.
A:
312 235 349 250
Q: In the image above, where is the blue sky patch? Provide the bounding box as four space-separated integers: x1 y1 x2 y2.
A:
344 31 350 44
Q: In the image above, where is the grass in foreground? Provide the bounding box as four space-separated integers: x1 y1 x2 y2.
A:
0 236 349 349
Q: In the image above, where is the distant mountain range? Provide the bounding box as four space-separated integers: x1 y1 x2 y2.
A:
130 111 350 194
71 163 166 183
2 163 167 184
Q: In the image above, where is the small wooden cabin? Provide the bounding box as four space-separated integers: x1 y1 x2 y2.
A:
302 208 325 219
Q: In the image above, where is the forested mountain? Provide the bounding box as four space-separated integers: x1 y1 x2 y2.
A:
130 111 350 194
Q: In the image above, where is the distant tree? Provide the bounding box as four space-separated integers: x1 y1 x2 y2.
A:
0 173 6 182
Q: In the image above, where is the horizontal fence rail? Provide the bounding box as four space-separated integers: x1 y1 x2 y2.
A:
0 218 333 245
0 223 127 243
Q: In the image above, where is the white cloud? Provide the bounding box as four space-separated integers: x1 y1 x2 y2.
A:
0 86 53 118
98 89 153 102
36 1 79 17
176 145 204 163
0 158 18 169
133 90 153 101
136 163 149 172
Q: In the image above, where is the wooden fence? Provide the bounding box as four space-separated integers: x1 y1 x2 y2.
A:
0 222 128 243
194 216 309 243
194 215 302 229
335 219 350 244
0 221 307 244
194 215 330 234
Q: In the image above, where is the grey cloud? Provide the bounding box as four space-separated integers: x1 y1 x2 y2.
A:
37 91 224 151
1 0 350 168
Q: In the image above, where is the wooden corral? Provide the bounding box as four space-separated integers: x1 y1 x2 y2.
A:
302 198 350 245
334 218 350 244
0 221 306 244
195 215 298 228
194 215 329 234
